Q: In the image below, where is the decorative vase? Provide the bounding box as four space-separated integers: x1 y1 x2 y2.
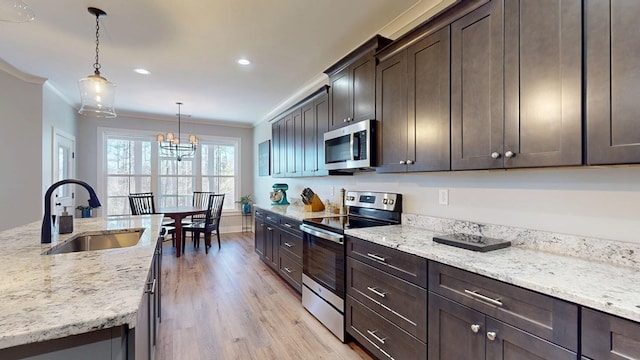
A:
242 203 251 214
81 209 92 218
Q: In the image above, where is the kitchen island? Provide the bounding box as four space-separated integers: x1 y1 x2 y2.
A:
0 215 164 358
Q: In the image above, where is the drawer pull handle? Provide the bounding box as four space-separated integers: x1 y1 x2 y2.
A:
464 289 503 307
284 267 293 274
366 329 387 344
145 279 157 295
470 324 480 333
283 223 292 228
367 286 387 298
284 242 293 248
366 253 387 262
267 227 273 231
487 331 497 341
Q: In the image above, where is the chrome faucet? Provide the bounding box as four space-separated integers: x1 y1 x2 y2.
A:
41 179 101 244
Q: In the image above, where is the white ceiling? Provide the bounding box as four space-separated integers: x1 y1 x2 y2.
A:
0 0 452 125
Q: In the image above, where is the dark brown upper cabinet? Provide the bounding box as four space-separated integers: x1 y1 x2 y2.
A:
325 35 392 131
376 26 451 173
451 0 582 170
302 91 329 176
586 0 640 165
272 87 328 178
284 109 303 177
271 118 285 177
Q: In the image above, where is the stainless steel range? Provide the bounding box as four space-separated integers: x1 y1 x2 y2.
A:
300 191 402 341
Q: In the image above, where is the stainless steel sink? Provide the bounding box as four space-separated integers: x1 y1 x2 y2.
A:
45 228 145 255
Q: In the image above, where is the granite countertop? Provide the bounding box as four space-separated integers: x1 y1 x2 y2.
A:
255 203 337 221
346 224 640 324
0 215 163 350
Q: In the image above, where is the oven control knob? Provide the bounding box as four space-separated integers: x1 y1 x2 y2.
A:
388 199 394 205
382 199 388 204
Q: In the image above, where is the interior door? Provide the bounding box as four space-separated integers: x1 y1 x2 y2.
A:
53 128 76 216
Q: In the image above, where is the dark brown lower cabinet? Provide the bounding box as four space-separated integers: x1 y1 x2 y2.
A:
582 307 640 359
254 209 303 294
346 296 427 360
429 293 577 360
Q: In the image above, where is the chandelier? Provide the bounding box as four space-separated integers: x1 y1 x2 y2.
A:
157 102 198 161
78 7 116 118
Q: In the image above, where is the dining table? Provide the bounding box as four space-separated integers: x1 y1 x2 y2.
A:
158 206 207 257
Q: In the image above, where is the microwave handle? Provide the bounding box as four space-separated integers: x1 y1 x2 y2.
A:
352 133 360 160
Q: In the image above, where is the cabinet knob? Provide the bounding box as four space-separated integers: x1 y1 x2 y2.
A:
399 160 406 165
470 324 480 333
505 151 515 158
487 331 497 341
347 117 352 122
491 152 501 159
343 118 348 123
406 160 414 164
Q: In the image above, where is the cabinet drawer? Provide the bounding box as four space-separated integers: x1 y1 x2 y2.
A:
429 262 578 351
347 257 427 342
582 307 640 359
254 208 266 220
279 217 302 237
279 228 302 260
346 236 427 287
346 296 426 360
278 252 302 293
264 212 280 225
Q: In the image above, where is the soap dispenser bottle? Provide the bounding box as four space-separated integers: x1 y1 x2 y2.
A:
58 206 73 234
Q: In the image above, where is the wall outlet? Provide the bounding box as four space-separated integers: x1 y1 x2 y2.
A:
438 189 449 205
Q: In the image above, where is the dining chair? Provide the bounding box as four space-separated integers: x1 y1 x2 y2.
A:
182 193 225 254
128 192 175 245
183 191 214 225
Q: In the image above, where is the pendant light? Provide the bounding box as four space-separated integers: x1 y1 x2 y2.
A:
157 102 198 161
78 7 116 118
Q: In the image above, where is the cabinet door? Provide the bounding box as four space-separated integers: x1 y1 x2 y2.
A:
254 218 265 257
285 110 302 177
408 25 451 172
329 66 351 130
351 56 376 123
314 93 329 176
301 102 316 177
504 0 582 168
271 119 284 177
582 308 640 359
428 293 485 360
485 318 576 360
266 225 279 271
376 50 408 173
451 0 504 170
586 0 640 164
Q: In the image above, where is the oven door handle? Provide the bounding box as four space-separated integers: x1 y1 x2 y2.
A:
300 224 344 244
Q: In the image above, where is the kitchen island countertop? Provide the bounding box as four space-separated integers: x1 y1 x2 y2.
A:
0 215 163 350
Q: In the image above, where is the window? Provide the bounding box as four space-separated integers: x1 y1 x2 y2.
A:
100 129 239 216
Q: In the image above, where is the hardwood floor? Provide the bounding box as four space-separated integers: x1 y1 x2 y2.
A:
156 232 373 360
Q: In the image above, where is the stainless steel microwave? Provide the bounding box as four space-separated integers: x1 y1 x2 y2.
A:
323 119 376 171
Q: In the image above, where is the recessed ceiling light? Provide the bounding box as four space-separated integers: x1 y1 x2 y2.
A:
134 68 150 75
237 59 251 66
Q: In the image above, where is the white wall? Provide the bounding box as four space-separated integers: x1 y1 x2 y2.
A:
0 66 45 230
253 120 640 244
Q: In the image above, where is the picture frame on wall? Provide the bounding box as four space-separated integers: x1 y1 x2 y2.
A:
259 140 270 176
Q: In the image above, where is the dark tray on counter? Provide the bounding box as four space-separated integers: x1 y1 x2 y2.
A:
433 233 511 252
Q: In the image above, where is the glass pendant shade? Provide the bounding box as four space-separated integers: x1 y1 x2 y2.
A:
0 0 35 23
78 73 116 117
